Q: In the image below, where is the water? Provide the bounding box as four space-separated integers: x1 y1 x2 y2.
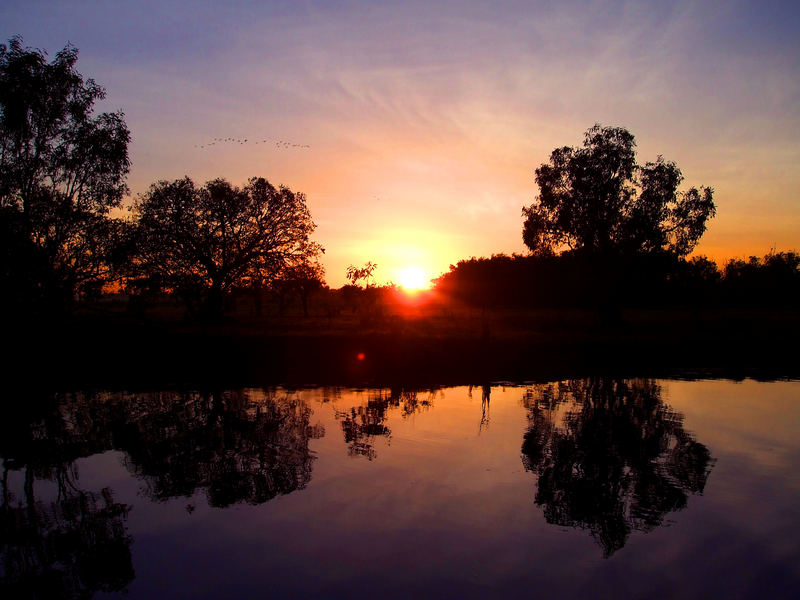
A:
2 379 799 599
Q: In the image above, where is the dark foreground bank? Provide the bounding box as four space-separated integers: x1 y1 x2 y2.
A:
6 308 799 390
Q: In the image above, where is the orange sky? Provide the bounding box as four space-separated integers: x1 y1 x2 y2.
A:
4 1 799 286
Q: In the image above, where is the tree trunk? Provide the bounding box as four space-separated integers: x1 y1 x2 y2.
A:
206 283 224 321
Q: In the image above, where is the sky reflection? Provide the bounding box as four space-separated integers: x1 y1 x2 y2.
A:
2 380 799 598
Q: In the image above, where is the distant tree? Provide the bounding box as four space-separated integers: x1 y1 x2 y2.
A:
685 255 722 282
132 176 321 318
522 125 715 258
271 258 326 316
285 258 325 316
342 262 379 316
722 250 800 306
434 253 580 308
0 36 130 312
346 261 377 287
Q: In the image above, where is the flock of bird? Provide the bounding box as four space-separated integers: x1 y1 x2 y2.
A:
193 137 310 150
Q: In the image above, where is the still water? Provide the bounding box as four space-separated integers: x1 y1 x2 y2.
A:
2 379 799 599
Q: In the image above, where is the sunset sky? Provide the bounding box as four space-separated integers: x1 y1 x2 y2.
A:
3 0 799 287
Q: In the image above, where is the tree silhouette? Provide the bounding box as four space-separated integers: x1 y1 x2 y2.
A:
1 395 133 598
132 176 322 318
1 389 324 515
521 378 714 557
1 476 133 599
522 125 715 258
0 36 130 313
722 250 800 306
115 390 324 507
335 388 434 460
346 262 377 288
271 257 326 316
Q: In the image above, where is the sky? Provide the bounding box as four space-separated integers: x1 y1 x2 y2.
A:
3 0 799 286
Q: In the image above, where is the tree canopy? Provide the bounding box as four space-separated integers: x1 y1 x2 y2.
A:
0 36 130 311
132 176 322 317
522 125 715 258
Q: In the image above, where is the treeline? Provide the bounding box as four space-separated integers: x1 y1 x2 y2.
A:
0 37 322 319
434 251 800 309
4 38 799 323
434 123 798 311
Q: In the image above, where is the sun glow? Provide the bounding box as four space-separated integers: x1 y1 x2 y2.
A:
396 266 430 291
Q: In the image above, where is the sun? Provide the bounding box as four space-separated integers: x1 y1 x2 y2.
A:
396 267 429 291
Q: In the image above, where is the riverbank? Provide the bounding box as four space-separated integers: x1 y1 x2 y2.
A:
6 307 799 390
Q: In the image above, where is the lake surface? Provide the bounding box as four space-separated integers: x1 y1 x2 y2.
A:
2 378 799 599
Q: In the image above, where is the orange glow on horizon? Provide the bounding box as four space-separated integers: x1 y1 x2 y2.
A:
38 1 794 290
388 286 438 314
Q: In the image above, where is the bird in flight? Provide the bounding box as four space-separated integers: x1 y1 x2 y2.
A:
193 136 310 150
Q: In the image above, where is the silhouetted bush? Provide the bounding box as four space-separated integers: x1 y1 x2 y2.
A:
434 250 798 309
721 251 800 307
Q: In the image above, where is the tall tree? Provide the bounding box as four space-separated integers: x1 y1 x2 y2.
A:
133 176 322 318
0 36 130 311
522 125 715 258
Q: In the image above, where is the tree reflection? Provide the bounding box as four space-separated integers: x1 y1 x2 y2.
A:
117 389 324 506
1 389 323 509
1 387 325 596
521 379 714 557
335 388 435 460
1 397 133 598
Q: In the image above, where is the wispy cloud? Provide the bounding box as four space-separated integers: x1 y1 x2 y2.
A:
3 0 799 282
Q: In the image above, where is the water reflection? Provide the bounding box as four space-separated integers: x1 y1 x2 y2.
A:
1 397 134 598
470 384 492 433
1 389 324 596
0 381 739 597
332 388 435 460
520 379 715 557
114 390 323 506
